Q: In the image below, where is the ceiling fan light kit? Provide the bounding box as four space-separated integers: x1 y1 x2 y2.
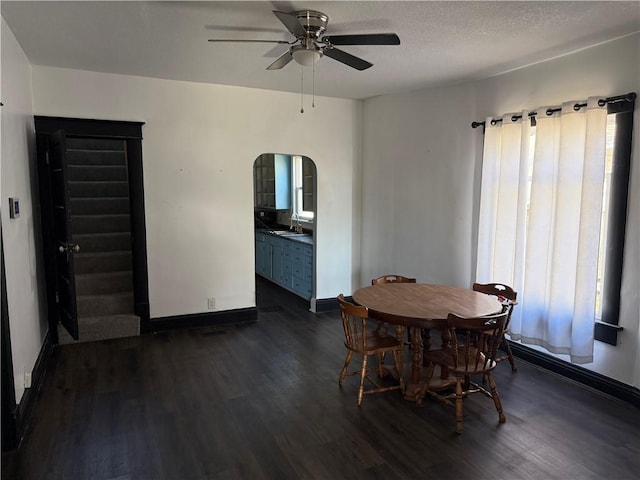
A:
291 45 322 66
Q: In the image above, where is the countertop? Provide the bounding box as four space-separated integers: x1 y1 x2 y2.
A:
255 228 314 246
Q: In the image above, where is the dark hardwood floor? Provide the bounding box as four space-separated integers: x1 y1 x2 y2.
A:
2 277 639 479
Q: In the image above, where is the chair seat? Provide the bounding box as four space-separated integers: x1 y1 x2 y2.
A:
425 347 496 374
351 331 403 353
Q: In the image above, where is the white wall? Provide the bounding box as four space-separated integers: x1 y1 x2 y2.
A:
361 33 640 386
1 17 49 403
30 66 361 318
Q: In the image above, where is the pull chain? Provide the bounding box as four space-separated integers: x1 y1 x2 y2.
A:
312 60 316 108
300 64 304 114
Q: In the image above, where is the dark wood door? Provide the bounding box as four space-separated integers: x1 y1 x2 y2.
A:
35 116 149 339
49 131 80 340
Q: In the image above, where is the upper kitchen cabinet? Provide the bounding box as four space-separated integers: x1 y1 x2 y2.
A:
302 157 315 212
254 154 291 210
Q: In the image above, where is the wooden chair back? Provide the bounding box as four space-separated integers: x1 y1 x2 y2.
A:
447 311 509 374
473 282 516 320
472 282 516 304
338 294 369 352
472 282 519 372
372 274 416 285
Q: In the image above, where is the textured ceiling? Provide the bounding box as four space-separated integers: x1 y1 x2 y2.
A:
2 1 639 100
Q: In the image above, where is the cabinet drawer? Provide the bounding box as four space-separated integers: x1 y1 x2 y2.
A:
283 261 293 276
292 278 312 299
293 263 304 279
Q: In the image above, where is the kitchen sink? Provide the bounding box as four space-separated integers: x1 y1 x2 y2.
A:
259 229 311 238
275 231 309 237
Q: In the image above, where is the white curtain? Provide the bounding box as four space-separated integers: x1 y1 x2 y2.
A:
477 97 607 364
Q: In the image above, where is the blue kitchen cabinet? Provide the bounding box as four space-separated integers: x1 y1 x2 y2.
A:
255 232 271 277
255 232 313 300
270 235 286 286
290 242 313 299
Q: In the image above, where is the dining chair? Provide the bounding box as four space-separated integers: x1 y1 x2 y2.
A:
371 274 417 286
337 294 404 406
417 310 509 433
472 282 518 372
371 274 416 342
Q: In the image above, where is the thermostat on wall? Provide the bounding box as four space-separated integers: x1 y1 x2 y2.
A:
9 197 20 219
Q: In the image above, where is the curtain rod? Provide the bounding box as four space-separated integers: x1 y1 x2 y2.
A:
471 92 636 129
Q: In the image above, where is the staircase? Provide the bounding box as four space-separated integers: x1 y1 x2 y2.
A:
57 137 140 344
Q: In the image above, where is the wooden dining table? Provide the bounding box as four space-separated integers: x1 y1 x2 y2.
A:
352 283 502 401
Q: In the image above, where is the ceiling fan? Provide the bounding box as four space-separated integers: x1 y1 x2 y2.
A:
208 10 400 71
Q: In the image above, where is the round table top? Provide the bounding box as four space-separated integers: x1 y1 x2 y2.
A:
352 283 502 329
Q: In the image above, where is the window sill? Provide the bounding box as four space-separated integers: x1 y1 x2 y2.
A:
594 321 623 346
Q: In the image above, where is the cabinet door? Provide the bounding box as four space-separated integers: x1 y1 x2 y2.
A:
255 234 271 278
271 237 285 284
302 157 315 212
253 154 291 209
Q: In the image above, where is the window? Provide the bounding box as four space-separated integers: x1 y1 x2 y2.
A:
291 155 315 221
594 99 634 343
476 93 635 359
525 113 626 329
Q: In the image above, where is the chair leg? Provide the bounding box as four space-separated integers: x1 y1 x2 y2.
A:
391 349 405 392
357 355 368 406
376 352 385 377
486 372 506 424
455 378 464 434
339 350 353 386
416 362 435 406
502 335 517 372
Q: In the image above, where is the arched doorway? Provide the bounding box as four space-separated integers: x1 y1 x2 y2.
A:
252 153 317 308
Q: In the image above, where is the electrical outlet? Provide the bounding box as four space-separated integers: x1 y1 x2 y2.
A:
24 372 32 389
207 297 216 310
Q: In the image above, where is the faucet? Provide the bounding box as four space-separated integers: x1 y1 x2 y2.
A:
290 213 303 233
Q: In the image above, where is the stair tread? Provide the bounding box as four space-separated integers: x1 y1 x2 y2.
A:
73 232 131 238
75 250 131 257
77 292 133 299
71 213 130 218
68 180 128 184
76 313 140 321
67 164 126 167
58 314 140 344
71 197 129 200
75 270 132 278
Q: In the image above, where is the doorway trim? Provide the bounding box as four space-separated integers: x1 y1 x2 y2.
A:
34 116 150 336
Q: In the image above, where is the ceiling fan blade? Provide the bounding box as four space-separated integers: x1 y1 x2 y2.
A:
266 51 294 70
272 11 307 37
323 47 373 71
322 33 400 46
208 39 290 44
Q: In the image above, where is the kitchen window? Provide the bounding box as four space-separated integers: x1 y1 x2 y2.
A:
292 155 315 222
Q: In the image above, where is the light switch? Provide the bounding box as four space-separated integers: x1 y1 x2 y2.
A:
9 197 20 219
